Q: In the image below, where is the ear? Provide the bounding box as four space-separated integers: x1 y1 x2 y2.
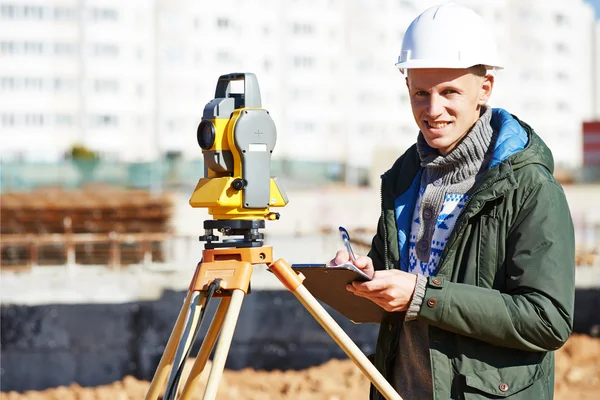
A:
405 76 410 91
478 74 494 105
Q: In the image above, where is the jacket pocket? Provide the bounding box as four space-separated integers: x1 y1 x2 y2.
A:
476 215 500 288
462 364 544 399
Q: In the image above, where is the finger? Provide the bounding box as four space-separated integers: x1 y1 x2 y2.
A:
353 255 372 271
346 285 389 303
351 279 389 293
353 255 369 268
332 250 350 266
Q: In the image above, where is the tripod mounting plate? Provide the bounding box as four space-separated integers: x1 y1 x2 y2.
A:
200 219 266 249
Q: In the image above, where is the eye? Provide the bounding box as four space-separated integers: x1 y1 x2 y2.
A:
414 90 429 97
442 89 458 95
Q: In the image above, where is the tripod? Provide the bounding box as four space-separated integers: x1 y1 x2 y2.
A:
145 220 401 400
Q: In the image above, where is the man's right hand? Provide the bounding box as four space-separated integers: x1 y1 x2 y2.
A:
329 250 375 279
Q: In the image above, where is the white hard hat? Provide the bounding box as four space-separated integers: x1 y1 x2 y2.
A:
396 2 503 73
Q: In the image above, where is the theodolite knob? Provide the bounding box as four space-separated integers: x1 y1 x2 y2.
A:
232 178 247 190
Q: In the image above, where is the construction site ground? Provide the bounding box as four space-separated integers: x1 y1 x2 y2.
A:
1 333 598 399
1 184 598 399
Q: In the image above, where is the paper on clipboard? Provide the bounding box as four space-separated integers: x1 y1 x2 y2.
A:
291 263 385 324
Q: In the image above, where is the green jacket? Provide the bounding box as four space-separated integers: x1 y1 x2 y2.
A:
368 109 575 399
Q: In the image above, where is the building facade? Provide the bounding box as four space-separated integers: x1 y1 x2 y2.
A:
0 0 596 169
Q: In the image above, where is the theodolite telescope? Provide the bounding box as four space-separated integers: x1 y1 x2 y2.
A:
190 73 288 221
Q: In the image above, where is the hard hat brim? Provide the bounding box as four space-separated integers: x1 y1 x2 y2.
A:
395 59 504 73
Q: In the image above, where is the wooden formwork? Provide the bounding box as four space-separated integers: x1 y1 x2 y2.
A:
0 186 174 269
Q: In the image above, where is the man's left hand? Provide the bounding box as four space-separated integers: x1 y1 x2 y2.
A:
346 270 418 312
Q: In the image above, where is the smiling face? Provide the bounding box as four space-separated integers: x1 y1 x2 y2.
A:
406 67 494 156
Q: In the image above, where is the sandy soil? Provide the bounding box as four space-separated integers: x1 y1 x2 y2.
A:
2 334 598 400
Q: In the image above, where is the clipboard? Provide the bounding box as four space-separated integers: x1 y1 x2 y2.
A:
291 263 385 324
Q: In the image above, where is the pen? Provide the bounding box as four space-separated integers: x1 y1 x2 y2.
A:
338 226 357 262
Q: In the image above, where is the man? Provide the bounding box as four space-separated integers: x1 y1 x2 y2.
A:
332 3 575 399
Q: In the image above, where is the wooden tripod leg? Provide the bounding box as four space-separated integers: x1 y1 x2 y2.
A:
179 296 232 400
202 289 246 400
145 290 195 400
270 259 402 400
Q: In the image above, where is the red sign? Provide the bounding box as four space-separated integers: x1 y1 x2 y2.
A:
583 121 600 167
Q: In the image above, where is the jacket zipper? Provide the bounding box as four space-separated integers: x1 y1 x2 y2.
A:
381 174 390 270
378 173 394 400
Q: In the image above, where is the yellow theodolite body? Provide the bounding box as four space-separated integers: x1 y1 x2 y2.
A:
189 73 288 220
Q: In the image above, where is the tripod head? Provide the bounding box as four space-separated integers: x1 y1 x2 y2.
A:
190 73 288 248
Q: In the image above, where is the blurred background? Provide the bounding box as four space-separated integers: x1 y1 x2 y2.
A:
1 0 599 399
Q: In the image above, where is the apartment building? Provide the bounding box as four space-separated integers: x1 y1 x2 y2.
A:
0 0 155 161
0 0 596 169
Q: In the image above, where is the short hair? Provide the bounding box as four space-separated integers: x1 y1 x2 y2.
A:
468 64 488 77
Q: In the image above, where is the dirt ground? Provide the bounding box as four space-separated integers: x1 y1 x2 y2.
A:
2 334 599 400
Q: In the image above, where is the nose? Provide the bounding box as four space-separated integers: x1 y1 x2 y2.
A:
427 94 444 118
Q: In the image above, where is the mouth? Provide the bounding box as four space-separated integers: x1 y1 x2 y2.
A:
425 121 452 130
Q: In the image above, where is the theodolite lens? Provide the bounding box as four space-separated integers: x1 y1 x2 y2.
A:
197 120 216 150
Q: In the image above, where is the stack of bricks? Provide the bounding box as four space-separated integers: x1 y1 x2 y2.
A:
0 186 174 268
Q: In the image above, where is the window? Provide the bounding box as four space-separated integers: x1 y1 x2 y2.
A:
495 10 503 22
91 7 118 22
24 41 44 55
359 124 374 135
397 0 414 11
556 71 569 82
217 18 230 29
194 51 202 65
25 114 44 126
55 114 75 126
91 114 119 127
293 23 314 35
0 41 15 54
54 42 77 56
520 70 534 81
54 7 75 20
555 13 568 26
291 87 314 101
23 77 43 90
0 77 15 90
23 6 44 19
293 56 314 68
216 51 232 63
521 38 542 54
263 59 272 71
1 114 15 127
523 101 542 112
0 5 16 19
92 43 119 57
54 78 76 92
555 42 569 54
401 125 414 136
1 5 74 20
357 59 372 72
294 121 315 133
94 79 119 93
167 119 181 131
